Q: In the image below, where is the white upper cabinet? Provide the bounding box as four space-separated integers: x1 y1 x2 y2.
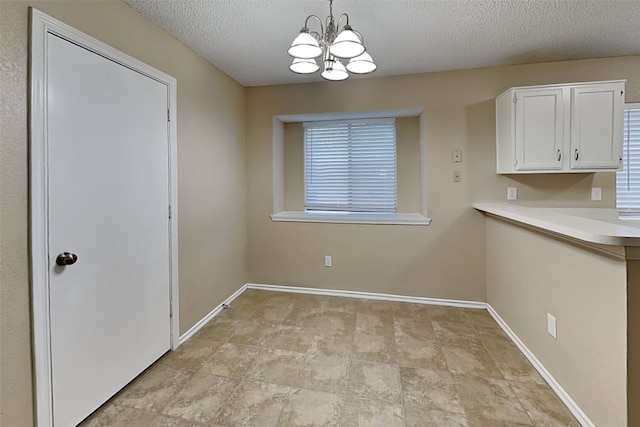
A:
496 80 625 174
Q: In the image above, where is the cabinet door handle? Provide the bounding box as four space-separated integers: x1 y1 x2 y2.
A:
557 149 562 162
574 149 579 161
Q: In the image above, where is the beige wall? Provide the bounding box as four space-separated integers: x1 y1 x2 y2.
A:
246 56 640 299
283 118 421 212
628 259 640 426
0 1 246 425
485 217 627 426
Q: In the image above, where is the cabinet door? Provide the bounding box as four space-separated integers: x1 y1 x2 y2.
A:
570 83 623 170
514 89 564 171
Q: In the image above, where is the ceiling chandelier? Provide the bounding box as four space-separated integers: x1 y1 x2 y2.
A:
287 0 377 81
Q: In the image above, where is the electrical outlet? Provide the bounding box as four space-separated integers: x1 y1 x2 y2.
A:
591 187 602 201
453 170 462 182
507 187 518 200
324 256 332 267
547 313 557 339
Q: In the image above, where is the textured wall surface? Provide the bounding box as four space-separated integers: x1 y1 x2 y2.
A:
246 56 640 302
0 2 32 424
0 1 246 425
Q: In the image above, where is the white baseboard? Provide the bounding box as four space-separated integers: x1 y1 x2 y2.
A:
178 284 248 345
486 305 594 427
246 282 486 309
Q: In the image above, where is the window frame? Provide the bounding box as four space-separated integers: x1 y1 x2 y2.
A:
270 109 431 226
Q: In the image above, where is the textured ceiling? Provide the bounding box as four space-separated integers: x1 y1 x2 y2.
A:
123 0 640 87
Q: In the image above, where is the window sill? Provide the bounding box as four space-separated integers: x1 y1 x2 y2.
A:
270 211 432 226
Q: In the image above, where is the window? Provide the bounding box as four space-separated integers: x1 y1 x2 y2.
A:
617 104 640 211
304 118 397 213
271 109 430 225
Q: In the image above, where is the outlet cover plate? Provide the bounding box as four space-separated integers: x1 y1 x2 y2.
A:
507 187 518 201
547 313 557 339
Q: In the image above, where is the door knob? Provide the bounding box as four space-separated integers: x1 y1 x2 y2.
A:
56 252 78 266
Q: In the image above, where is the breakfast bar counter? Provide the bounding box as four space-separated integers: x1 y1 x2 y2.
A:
473 202 640 247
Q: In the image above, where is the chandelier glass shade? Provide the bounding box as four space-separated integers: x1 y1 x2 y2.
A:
290 57 321 74
346 51 376 74
288 0 376 80
321 56 349 81
288 31 322 59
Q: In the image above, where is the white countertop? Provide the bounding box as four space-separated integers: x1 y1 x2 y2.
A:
473 203 640 246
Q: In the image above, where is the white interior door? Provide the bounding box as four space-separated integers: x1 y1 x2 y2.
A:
47 33 171 426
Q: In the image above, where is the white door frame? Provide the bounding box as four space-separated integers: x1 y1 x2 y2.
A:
29 9 179 426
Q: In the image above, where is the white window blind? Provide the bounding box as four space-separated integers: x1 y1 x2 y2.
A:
617 105 640 211
304 118 397 213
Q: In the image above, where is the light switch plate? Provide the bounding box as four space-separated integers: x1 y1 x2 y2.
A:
453 170 461 182
591 187 602 201
452 149 462 163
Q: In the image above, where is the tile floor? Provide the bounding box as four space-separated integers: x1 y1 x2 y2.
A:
82 289 580 426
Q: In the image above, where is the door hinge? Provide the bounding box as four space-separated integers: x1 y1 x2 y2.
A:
170 304 173 317
167 109 170 122
169 205 172 219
